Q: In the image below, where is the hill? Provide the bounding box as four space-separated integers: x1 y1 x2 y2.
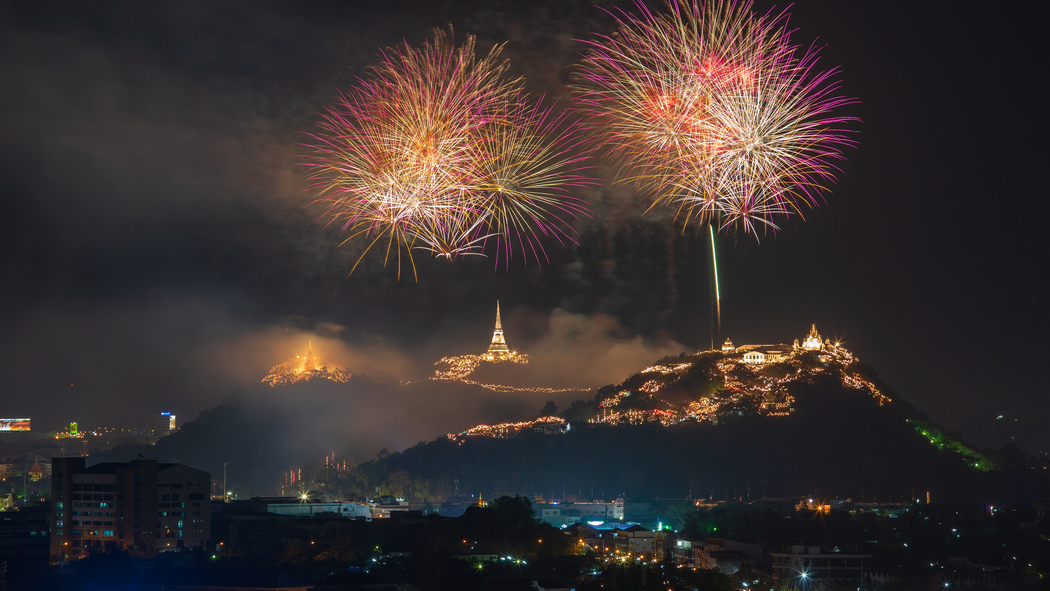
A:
359 349 1048 504
87 373 569 495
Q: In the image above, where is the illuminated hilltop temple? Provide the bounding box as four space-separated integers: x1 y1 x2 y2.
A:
262 340 351 387
722 324 843 365
432 302 553 390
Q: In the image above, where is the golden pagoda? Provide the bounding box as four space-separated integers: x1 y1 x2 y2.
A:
485 301 514 360
303 340 316 372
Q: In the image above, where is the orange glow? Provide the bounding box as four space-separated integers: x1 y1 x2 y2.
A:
262 342 350 387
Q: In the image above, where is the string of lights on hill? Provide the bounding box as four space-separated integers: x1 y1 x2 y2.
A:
428 354 585 394
446 325 895 440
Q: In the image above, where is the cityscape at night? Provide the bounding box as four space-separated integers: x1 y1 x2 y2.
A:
0 0 1046 589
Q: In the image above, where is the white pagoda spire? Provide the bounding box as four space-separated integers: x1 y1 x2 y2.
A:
486 301 512 359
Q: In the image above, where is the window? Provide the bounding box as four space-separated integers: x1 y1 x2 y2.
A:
171 483 183 489
56 521 63 527
192 511 200 516
104 484 114 492
171 494 180 501
103 530 114 537
134 473 140 480
161 494 170 501
56 502 63 509
72 484 83 492
192 502 200 507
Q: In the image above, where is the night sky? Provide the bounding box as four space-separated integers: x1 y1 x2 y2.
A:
0 0 1046 454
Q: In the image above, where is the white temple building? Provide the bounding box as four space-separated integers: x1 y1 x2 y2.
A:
722 324 835 365
800 324 824 351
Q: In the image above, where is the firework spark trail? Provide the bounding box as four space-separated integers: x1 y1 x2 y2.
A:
574 0 856 237
303 29 592 277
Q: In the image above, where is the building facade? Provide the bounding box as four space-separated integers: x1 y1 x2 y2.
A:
770 545 871 585
537 498 625 528
135 412 176 436
50 458 210 563
613 525 655 555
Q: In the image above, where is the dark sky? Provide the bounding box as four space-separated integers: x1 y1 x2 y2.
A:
0 0 1046 453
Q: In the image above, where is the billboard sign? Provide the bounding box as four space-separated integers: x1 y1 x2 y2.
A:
0 418 31 431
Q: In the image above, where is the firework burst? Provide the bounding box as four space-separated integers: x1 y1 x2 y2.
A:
574 0 856 237
304 29 591 278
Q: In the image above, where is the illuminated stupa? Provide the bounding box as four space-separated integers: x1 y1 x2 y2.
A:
431 302 545 389
801 324 823 351
262 340 350 387
485 301 515 361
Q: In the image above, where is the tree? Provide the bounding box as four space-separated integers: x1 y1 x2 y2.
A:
388 470 412 499
540 401 558 417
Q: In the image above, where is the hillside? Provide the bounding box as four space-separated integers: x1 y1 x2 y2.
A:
361 349 1047 504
